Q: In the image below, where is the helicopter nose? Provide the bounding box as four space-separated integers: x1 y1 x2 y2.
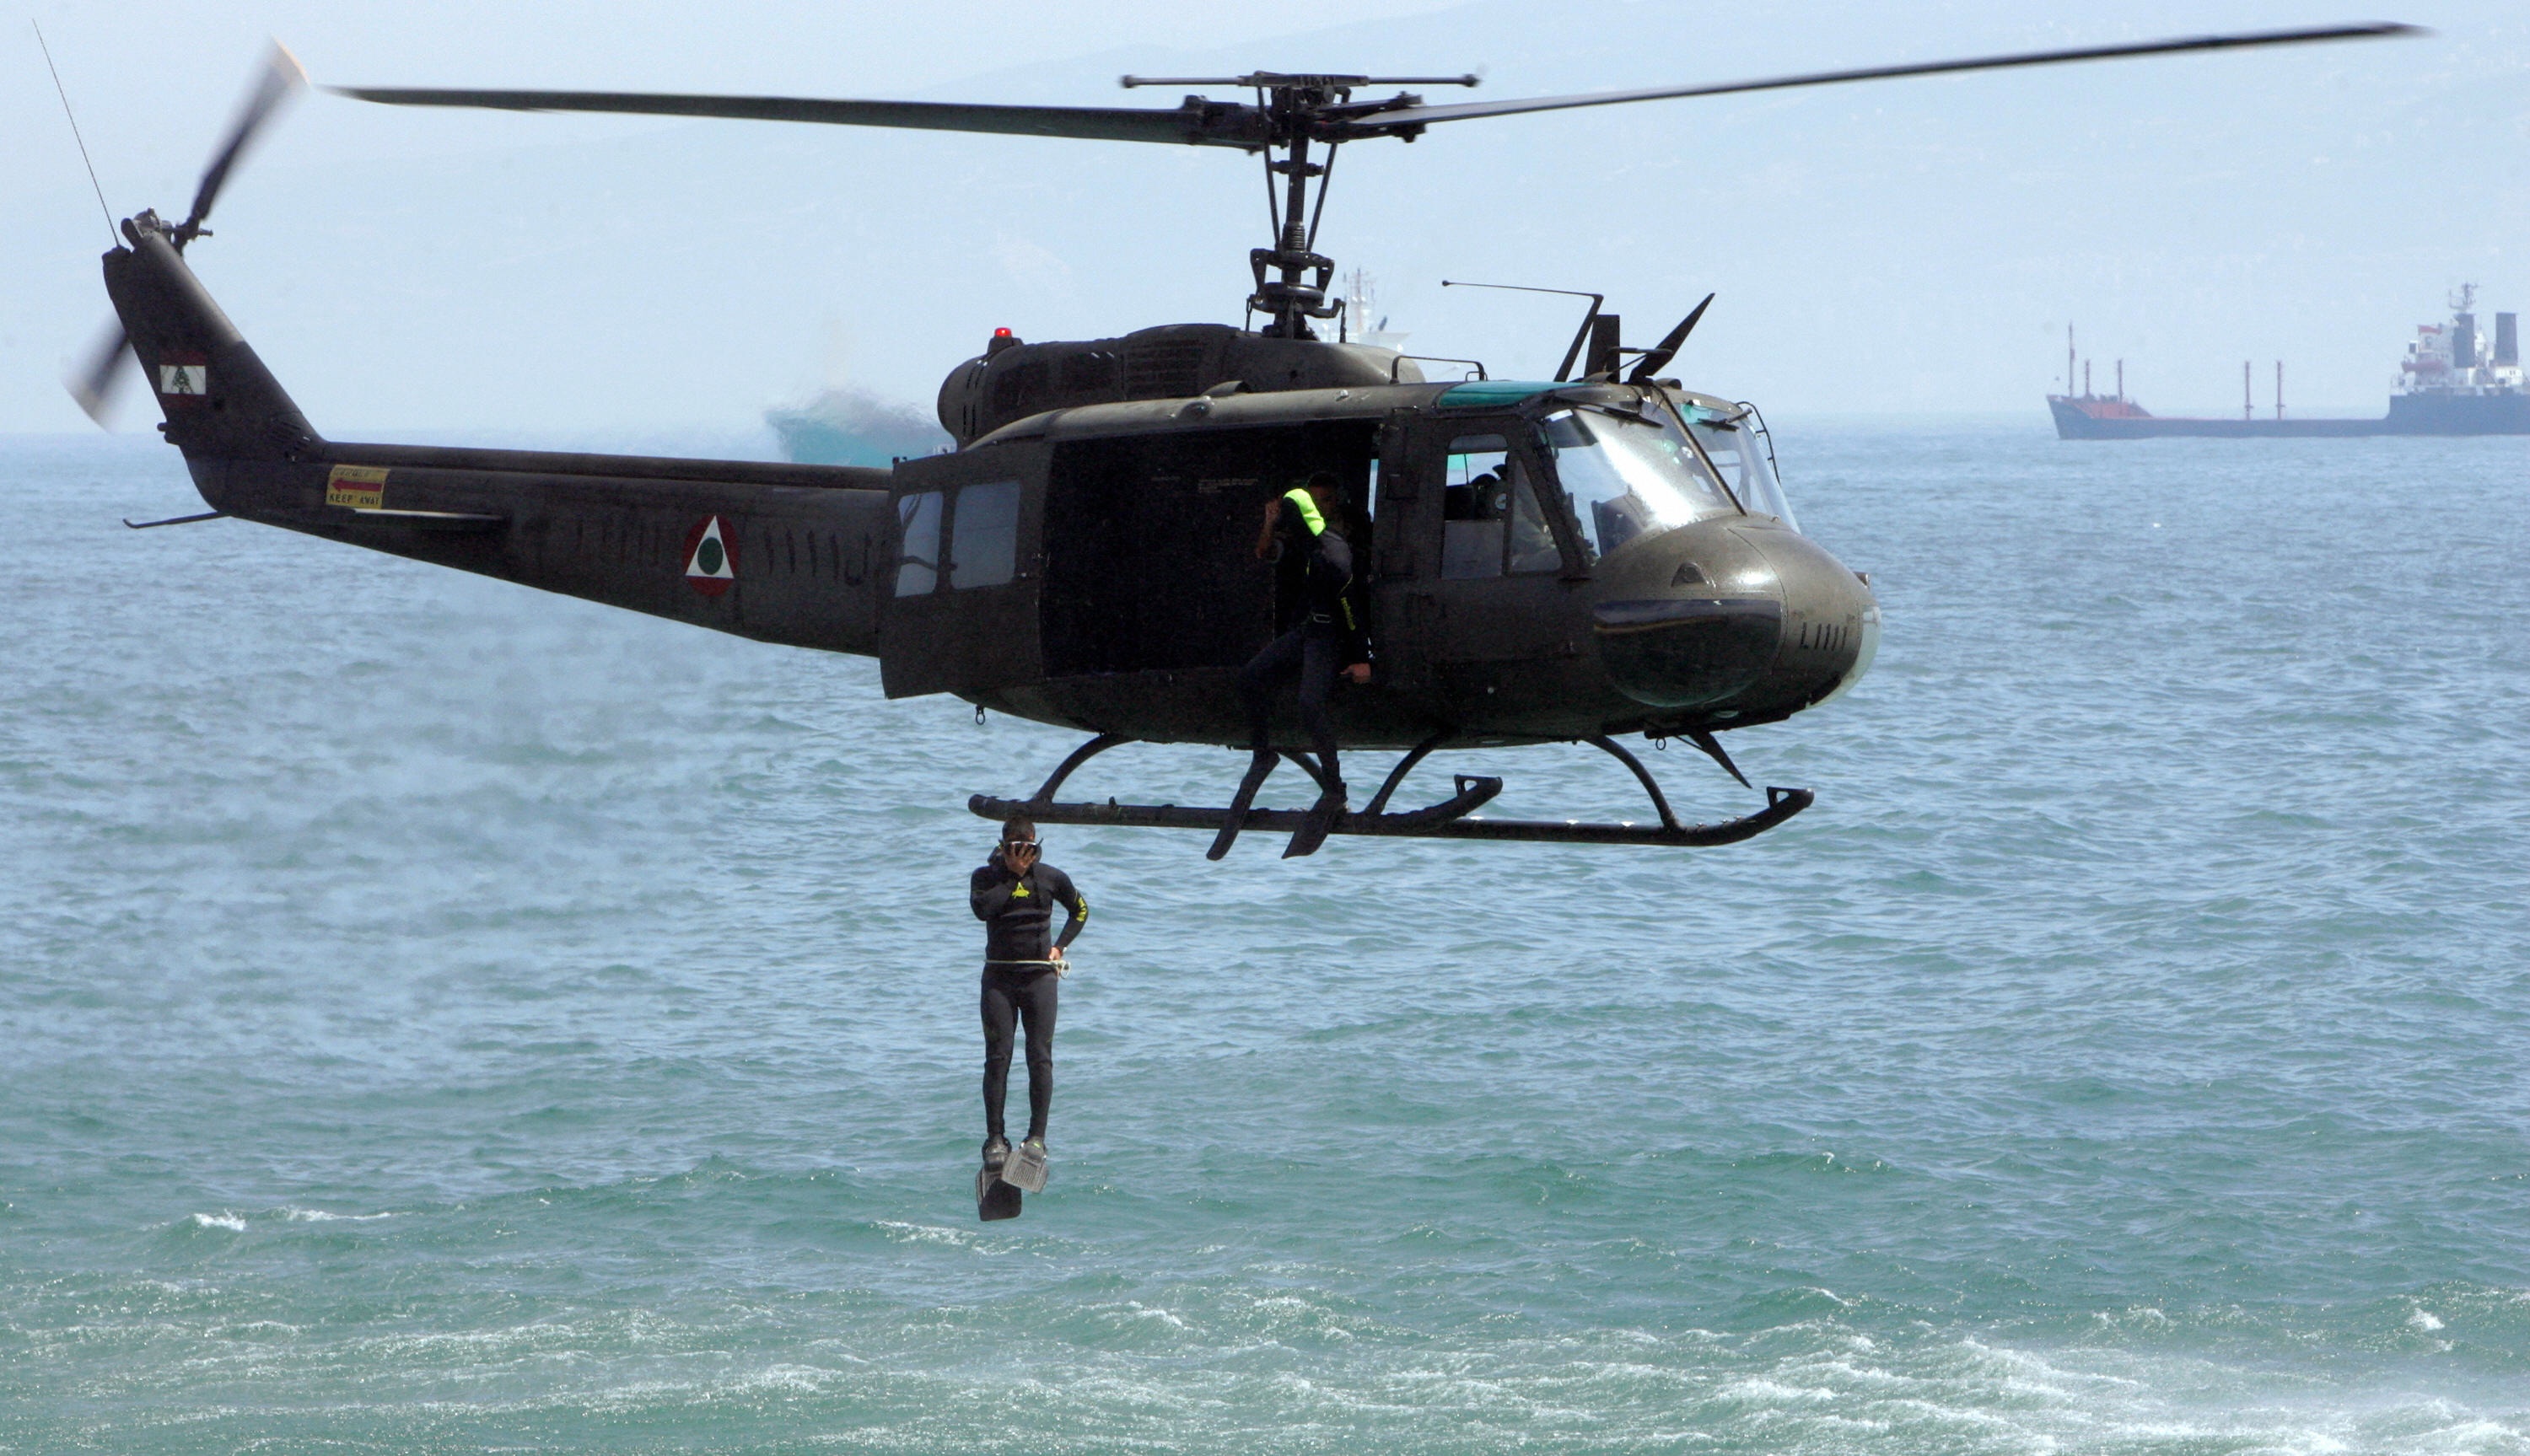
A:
1591 521 1876 717
1742 525 1877 717
1591 522 1784 710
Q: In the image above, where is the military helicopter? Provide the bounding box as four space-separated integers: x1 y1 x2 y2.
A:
88 23 2412 857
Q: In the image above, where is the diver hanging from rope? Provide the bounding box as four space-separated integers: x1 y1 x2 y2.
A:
1214 471 1372 861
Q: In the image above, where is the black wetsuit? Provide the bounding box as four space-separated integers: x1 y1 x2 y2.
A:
1240 518 1371 787
970 859 1087 1142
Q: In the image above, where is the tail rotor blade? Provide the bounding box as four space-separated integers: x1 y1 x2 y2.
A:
67 322 136 427
1628 293 1714 384
180 40 307 239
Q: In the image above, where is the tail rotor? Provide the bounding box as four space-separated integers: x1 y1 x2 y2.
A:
67 40 306 427
175 42 308 248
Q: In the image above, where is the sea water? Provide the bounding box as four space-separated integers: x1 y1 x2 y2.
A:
2 425 2523 1453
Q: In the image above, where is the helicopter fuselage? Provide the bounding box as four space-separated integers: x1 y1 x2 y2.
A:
898 370 1876 749
109 220 1874 759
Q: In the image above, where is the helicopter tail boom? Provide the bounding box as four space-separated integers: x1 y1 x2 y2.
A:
100 215 899 658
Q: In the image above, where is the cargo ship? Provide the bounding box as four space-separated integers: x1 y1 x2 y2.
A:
766 388 950 467
2049 287 2530 438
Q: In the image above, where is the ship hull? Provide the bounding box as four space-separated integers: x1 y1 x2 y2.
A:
2383 391 2530 434
2048 395 2530 439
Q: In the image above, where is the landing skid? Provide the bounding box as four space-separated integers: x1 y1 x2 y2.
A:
967 733 1811 854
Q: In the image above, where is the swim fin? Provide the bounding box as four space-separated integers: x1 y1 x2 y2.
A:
1282 780 1348 859
1002 1138 1049 1195
977 1163 1022 1221
1207 750 1278 861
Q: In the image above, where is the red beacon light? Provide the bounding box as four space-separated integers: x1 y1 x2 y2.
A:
985 326 1021 358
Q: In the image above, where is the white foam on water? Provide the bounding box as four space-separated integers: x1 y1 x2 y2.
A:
345 1320 586 1361
1101 1300 1189 1330
869 1220 981 1248
721 1363 836 1396
184 1212 246 1232
1718 1375 1840 1405
1720 1331 2530 1456
2417 1418 2522 1453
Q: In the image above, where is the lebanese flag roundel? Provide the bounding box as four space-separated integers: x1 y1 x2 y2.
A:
684 515 737 598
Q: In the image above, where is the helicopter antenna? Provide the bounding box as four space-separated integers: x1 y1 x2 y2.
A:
1627 293 1714 383
34 23 118 248
1444 281 1605 380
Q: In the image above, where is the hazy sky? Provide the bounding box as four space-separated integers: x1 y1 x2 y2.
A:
8 0 2526 440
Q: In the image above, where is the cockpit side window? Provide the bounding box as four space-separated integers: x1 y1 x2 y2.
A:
948 481 1021 588
1438 433 1561 579
1440 435 1509 578
1505 471 1559 574
895 490 944 596
1539 406 1736 562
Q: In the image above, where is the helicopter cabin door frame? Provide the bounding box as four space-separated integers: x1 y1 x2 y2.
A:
1036 420 1379 681
879 443 1052 698
1375 411 1590 692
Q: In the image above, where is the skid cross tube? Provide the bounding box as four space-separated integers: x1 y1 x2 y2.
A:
1585 733 1680 831
1362 731 1450 815
1024 732 1132 803
1278 749 1338 793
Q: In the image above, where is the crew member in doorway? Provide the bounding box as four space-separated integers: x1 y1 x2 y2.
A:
1236 471 1371 814
970 816 1087 1174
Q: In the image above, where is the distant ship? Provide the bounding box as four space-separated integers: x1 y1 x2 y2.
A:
1338 267 1410 352
766 388 950 467
2049 287 2530 438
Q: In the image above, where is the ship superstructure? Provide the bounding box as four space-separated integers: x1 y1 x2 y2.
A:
2387 285 2528 429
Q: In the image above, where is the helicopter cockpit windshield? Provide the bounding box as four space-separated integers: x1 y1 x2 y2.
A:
1538 406 1737 561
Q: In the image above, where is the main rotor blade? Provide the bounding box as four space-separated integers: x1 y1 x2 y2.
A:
185 40 308 233
332 86 1266 148
1628 293 1713 384
67 321 135 427
336 23 2415 154
1342 23 2421 134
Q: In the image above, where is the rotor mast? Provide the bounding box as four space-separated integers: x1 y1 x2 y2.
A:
1122 72 1479 339
1258 113 1332 339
